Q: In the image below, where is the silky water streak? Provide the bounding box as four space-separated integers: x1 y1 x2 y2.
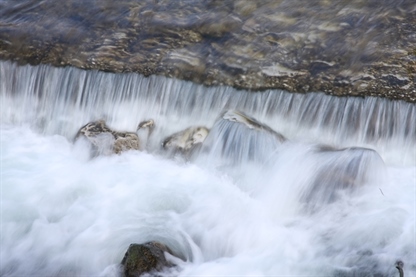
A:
1 61 415 276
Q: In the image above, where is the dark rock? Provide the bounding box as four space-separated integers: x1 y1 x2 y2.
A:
121 242 174 277
395 260 404 277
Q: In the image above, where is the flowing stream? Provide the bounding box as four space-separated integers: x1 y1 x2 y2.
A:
1 60 415 276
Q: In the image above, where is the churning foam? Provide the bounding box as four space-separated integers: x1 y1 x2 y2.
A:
1 61 415 276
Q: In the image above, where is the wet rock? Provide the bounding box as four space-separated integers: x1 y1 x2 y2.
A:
0 0 415 102
113 132 141 154
121 242 174 277
331 251 401 277
300 146 385 211
200 110 286 164
162 126 209 154
196 13 242 37
75 120 119 155
222 110 286 142
75 119 154 155
162 48 206 78
396 260 404 277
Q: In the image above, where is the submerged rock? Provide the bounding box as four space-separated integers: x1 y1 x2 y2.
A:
199 110 286 164
300 145 385 211
222 110 286 142
75 119 154 155
331 252 402 277
121 242 174 277
396 260 404 277
0 0 414 102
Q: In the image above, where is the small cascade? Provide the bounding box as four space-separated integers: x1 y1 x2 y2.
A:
1 60 415 276
297 146 386 212
1 60 415 165
196 110 285 166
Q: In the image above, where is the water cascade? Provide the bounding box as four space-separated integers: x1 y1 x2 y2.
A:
1 60 415 276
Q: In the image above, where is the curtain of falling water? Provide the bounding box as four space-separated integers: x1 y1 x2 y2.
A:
1 61 414 165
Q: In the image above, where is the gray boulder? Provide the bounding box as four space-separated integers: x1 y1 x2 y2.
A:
162 126 209 153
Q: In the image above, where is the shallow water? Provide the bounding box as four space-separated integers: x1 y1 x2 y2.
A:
1 61 415 276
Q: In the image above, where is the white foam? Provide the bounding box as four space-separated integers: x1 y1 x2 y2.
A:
1 61 415 276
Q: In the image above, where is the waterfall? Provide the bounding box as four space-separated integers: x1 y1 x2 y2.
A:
1 61 415 276
1 60 415 165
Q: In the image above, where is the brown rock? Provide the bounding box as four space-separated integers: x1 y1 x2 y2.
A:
121 242 174 277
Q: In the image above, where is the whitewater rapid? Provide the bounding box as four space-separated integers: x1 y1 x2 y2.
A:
1 61 415 276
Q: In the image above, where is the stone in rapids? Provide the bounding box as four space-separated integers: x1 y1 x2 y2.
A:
162 126 210 152
75 119 154 155
121 242 176 277
222 110 286 142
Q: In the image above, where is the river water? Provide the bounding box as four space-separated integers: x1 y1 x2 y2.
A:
1 61 415 276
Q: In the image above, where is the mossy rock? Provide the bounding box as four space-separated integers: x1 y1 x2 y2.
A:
121 242 174 277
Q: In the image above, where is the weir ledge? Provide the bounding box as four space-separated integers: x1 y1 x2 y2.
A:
0 0 415 102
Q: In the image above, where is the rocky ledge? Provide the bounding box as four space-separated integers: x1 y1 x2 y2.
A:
0 0 415 102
